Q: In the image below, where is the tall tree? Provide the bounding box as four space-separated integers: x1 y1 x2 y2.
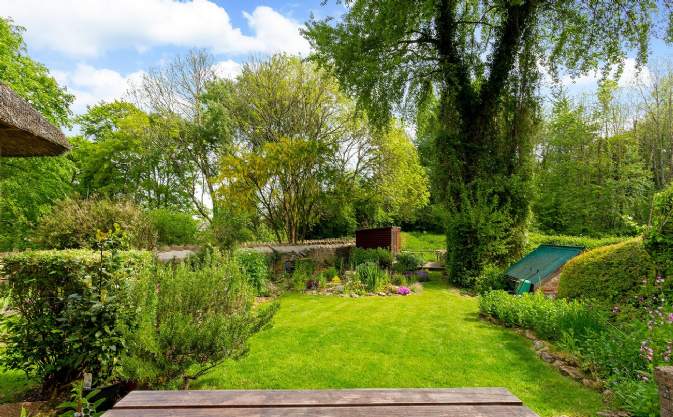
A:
304 0 662 284
215 55 429 243
635 65 673 190
0 18 74 250
71 102 193 209
534 95 652 235
130 49 227 222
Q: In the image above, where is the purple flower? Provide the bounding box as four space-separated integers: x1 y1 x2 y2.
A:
398 286 411 295
667 313 673 323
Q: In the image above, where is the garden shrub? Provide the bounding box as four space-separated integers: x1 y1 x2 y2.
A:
356 262 388 292
479 290 606 341
612 379 660 417
558 238 656 304
120 250 278 388
235 250 270 295
34 198 157 250
394 252 421 273
291 259 315 291
644 184 673 277
148 208 199 246
0 246 152 389
350 247 393 269
473 264 507 294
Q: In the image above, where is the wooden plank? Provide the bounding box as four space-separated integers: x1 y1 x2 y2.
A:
104 405 539 417
113 389 522 409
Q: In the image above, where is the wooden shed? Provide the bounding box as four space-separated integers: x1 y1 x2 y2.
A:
355 226 401 255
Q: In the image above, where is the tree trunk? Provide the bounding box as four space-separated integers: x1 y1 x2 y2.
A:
435 0 537 285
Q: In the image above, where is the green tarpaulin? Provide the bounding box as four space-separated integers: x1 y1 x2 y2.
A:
506 245 583 294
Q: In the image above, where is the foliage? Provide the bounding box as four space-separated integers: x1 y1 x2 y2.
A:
215 55 429 242
290 259 316 291
34 198 157 250
525 232 627 254
644 183 673 277
71 103 194 210
219 137 331 243
148 208 198 246
235 250 270 296
130 49 228 223
57 380 104 417
0 245 152 389
355 262 388 292
479 291 606 341
0 18 75 251
120 250 277 388
612 379 659 417
350 248 393 270
473 265 508 295
209 204 259 249
558 238 656 305
534 95 653 235
305 0 657 281
356 125 430 226
634 69 673 190
394 253 422 273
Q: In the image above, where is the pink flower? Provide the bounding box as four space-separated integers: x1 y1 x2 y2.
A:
668 313 673 323
398 286 411 295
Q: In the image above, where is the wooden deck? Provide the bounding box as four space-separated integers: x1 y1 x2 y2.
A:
103 388 539 417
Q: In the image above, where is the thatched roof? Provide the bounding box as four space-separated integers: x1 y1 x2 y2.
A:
0 82 70 157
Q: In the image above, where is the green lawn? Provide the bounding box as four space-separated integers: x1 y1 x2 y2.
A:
194 278 602 417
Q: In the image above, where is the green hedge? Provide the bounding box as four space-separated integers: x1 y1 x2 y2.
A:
525 232 626 254
557 238 656 304
148 208 199 246
0 249 152 388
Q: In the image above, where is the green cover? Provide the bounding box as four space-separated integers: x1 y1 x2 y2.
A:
507 245 584 287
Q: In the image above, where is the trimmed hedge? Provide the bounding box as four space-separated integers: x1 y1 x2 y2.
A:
0 249 152 388
557 238 656 304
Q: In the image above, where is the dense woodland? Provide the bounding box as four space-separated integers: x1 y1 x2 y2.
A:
1 10 673 257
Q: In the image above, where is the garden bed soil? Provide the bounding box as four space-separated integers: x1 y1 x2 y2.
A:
0 401 49 417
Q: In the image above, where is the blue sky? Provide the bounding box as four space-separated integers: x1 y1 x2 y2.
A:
1 0 672 117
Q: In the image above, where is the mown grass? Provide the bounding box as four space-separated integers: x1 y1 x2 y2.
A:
194 277 603 417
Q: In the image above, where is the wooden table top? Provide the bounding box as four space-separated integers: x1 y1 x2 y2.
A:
103 388 539 417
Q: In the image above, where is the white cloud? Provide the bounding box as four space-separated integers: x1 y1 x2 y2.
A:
55 64 144 114
559 58 651 89
213 60 242 80
1 0 310 57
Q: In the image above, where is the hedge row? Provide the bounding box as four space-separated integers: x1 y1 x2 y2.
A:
558 238 656 304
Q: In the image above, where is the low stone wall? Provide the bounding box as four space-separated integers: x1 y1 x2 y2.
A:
243 243 354 275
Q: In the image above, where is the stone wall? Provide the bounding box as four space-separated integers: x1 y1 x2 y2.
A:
656 367 673 417
244 243 354 275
